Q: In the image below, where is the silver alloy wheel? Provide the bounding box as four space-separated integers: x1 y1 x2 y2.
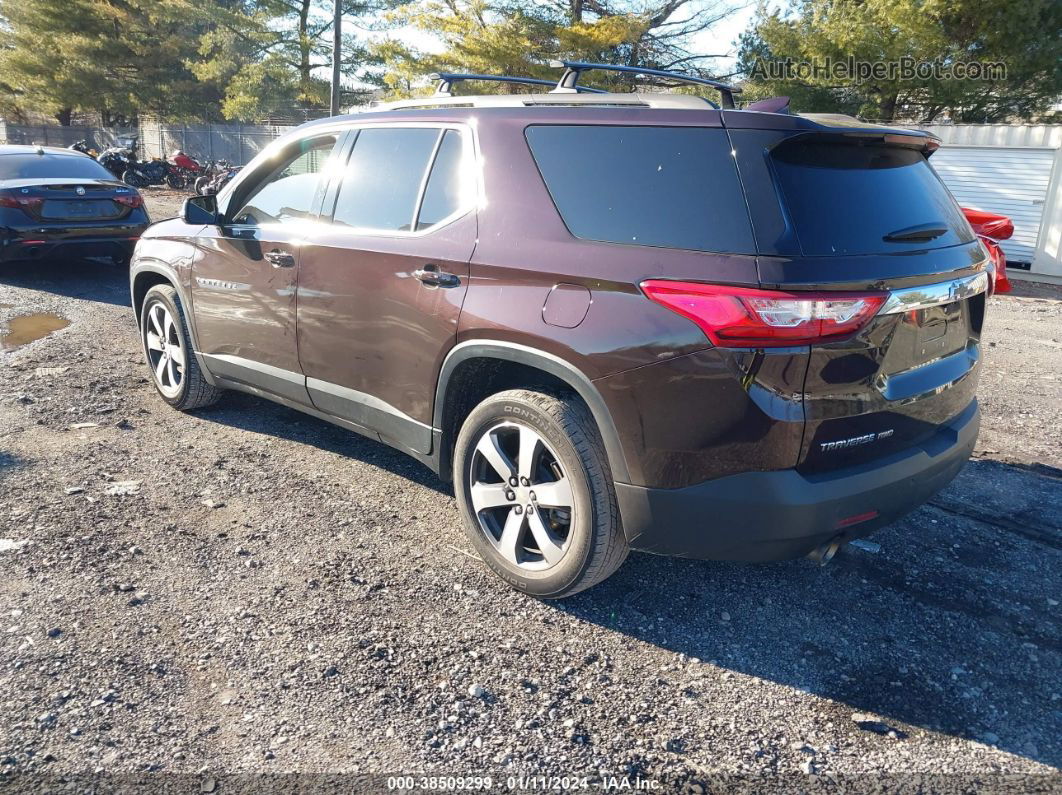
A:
144 302 185 398
468 421 575 571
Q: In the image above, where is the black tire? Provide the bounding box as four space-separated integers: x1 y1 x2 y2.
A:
140 284 222 411
194 176 210 196
453 388 628 598
122 170 146 188
166 173 183 190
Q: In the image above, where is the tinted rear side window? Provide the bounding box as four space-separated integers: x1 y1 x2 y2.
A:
333 128 439 231
770 139 974 256
0 154 113 180
416 130 468 230
525 125 755 254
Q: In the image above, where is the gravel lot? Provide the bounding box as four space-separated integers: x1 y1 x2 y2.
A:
1 187 1060 792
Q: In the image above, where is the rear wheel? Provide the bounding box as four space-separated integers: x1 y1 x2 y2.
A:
140 284 221 410
453 389 628 598
194 176 210 195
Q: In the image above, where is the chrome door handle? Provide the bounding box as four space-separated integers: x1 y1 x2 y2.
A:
265 249 295 268
413 265 460 287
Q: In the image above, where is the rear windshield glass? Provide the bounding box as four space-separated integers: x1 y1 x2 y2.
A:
0 153 113 181
525 125 755 254
770 139 974 256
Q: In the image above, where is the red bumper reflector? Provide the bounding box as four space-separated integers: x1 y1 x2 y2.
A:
836 510 880 529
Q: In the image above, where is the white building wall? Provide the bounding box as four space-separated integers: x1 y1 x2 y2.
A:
917 124 1062 277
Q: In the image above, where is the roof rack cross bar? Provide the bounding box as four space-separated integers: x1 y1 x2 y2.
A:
431 72 606 97
548 60 739 109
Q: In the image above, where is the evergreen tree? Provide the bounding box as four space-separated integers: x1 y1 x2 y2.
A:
737 0 1062 122
0 0 225 123
369 0 742 98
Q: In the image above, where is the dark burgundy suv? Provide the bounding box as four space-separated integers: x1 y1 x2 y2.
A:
130 72 987 597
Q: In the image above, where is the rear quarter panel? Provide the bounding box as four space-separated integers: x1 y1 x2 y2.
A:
462 111 786 488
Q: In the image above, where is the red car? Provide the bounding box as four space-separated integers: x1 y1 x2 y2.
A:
963 207 1013 294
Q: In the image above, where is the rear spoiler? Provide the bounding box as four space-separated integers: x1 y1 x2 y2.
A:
724 109 940 154
798 114 940 153
744 96 790 114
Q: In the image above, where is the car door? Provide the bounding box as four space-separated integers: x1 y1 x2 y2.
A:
192 132 343 406
296 124 477 453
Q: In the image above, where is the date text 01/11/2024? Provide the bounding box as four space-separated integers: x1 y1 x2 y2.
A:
384 776 660 791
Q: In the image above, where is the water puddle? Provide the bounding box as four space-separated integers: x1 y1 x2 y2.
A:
1 313 71 351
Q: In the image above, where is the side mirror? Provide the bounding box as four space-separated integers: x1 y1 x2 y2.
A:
183 194 218 225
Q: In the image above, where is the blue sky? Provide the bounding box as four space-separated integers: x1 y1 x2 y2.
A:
690 2 761 72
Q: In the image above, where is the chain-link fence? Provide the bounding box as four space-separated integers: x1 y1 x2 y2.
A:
138 118 299 165
0 117 310 167
0 120 131 151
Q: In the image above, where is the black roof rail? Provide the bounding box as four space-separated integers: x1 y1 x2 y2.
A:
431 72 606 96
548 60 740 109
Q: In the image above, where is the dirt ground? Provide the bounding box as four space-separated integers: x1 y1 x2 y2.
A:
0 188 1060 792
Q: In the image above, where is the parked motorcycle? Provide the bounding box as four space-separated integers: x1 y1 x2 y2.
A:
68 140 97 157
96 146 136 181
195 160 242 195
94 135 168 188
96 135 140 180
122 158 170 188
165 150 204 190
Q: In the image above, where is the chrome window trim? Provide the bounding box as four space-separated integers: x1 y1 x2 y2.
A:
878 271 989 315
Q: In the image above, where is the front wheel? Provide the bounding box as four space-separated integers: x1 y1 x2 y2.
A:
140 284 222 411
453 389 628 598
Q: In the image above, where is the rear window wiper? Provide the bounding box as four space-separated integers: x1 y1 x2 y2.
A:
883 223 948 243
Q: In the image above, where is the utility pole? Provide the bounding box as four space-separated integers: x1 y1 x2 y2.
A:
330 0 342 116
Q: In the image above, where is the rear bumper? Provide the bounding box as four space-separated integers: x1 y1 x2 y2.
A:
0 233 142 263
616 400 979 561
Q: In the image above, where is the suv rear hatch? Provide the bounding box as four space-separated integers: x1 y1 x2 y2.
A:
727 113 987 474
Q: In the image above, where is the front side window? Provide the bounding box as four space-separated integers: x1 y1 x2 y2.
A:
525 125 755 254
231 135 337 226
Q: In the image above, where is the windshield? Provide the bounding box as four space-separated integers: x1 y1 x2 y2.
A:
770 139 974 256
0 154 114 181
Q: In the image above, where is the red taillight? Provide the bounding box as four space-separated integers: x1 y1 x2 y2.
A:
0 192 43 215
641 280 887 348
114 194 143 209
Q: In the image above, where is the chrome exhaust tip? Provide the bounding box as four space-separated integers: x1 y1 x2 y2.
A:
807 538 843 566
